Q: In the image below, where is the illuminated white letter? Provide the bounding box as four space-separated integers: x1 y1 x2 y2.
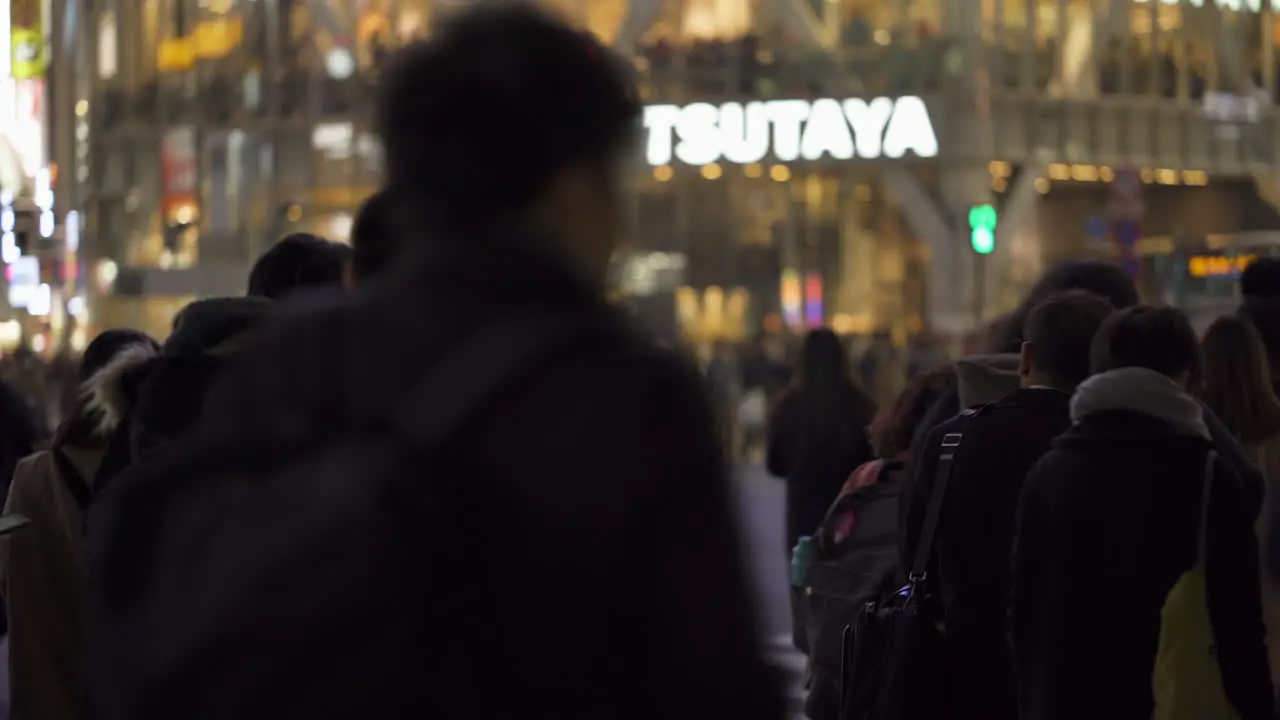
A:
881 96 939 159
644 104 681 165
800 98 854 161
674 103 723 166
767 100 810 162
719 102 770 164
842 98 894 158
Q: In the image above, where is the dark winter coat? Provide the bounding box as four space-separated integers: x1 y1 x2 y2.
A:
88 230 783 720
766 388 876 551
1011 368 1274 720
901 387 1072 720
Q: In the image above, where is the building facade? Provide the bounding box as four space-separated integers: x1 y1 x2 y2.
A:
67 0 1280 339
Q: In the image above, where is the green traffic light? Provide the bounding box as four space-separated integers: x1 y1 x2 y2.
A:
969 204 997 230
969 204 997 254
971 228 994 254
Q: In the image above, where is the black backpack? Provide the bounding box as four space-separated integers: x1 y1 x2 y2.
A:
839 405 987 720
87 315 582 720
802 459 904 720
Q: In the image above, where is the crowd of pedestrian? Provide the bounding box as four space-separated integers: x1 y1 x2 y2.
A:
780 254 1280 719
4 4 1280 720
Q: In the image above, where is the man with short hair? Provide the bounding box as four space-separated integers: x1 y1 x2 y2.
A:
1011 305 1273 720
901 290 1116 720
88 5 782 719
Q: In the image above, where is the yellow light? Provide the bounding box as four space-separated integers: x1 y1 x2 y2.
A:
1182 170 1208 186
1139 168 1154 183
701 163 723 180
75 100 88 117
286 204 303 223
1187 254 1257 279
653 165 673 182
1072 165 1099 182
1156 168 1178 185
1100 166 1116 182
1048 164 1070 181
1034 177 1050 194
992 177 1008 192
770 164 791 183
744 163 763 178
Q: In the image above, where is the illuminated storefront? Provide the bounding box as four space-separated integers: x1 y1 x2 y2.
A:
75 0 1280 340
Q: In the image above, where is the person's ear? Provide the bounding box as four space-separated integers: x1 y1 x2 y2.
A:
1018 341 1033 379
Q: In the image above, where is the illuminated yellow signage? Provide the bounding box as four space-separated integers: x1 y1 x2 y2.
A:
1187 254 1256 279
10 0 43 79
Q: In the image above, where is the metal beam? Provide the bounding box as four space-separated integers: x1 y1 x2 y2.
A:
611 0 665 52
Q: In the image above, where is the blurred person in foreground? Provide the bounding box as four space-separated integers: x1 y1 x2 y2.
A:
902 290 1115 720
246 232 351 301
1011 306 1273 720
0 329 158 720
1201 313 1280 682
87 5 782 719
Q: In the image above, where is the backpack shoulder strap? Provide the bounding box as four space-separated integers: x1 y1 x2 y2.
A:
908 403 989 582
393 313 589 447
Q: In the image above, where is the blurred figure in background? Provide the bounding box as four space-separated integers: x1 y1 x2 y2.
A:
347 190 399 288
1200 313 1280 683
0 329 159 720
767 327 877 554
246 233 351 301
1239 257 1280 397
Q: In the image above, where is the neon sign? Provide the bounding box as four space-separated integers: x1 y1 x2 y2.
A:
1187 254 1256 279
642 96 938 166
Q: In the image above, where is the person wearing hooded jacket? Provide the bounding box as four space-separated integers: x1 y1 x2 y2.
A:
905 260 1265 524
90 297 275 491
1010 306 1273 720
900 290 1115 720
0 329 159 720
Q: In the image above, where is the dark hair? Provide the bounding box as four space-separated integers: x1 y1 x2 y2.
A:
80 329 158 382
790 328 877 437
1090 305 1202 384
1240 297 1280 374
1201 314 1280 445
247 233 351 300
1023 290 1116 389
869 366 956 458
997 261 1140 353
376 4 639 232
350 190 396 284
1241 257 1280 299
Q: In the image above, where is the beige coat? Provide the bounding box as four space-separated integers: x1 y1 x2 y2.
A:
0 341 152 719
0 445 102 720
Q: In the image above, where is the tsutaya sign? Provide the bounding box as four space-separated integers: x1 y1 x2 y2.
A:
643 96 938 167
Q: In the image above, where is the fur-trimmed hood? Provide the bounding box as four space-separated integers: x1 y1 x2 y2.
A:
80 341 161 437
80 296 276 438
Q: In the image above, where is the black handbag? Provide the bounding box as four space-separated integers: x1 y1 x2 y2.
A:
839 405 987 720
